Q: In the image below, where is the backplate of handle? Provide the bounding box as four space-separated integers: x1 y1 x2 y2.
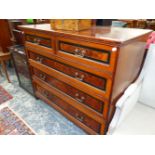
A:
74 48 86 58
39 73 46 80
33 38 41 44
74 72 85 81
75 93 85 103
36 57 43 63
75 113 84 122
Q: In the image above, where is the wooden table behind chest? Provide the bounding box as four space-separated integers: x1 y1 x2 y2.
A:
19 24 152 134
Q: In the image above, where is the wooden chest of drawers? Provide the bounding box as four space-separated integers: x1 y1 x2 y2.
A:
19 24 152 134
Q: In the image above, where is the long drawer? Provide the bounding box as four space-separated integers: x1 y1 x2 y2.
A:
56 37 118 73
33 75 105 124
26 42 113 78
30 59 110 101
33 68 105 114
30 52 107 91
35 84 102 134
29 52 112 99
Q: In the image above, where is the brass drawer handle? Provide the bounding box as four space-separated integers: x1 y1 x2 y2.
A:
36 57 43 63
75 113 84 122
74 48 86 58
36 38 41 44
33 38 41 44
74 72 85 81
75 93 85 103
74 48 80 56
80 49 86 57
39 73 46 80
43 90 49 98
33 38 37 43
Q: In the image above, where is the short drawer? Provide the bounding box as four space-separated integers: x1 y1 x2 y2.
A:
25 34 52 48
59 41 110 63
36 84 101 133
33 68 104 114
56 38 118 73
29 52 108 92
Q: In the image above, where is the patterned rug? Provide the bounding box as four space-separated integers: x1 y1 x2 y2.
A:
0 107 35 135
0 85 13 105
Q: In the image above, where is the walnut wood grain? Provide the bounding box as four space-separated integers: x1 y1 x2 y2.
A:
35 91 100 134
25 34 52 48
33 75 105 124
33 68 104 114
36 84 101 133
30 51 108 91
30 59 109 101
19 24 152 46
26 42 113 78
20 24 152 134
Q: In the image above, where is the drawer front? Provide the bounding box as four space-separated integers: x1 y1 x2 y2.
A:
29 52 108 92
26 34 52 48
33 68 104 114
56 38 118 72
36 84 101 133
59 41 110 63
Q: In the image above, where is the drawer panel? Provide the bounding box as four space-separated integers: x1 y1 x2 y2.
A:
25 34 52 48
33 68 104 114
36 84 101 133
56 38 118 73
59 41 110 63
29 52 108 91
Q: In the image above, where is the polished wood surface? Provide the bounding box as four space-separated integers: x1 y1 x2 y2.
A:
33 68 104 114
36 84 101 133
33 75 105 124
0 20 12 53
25 34 52 48
29 51 107 91
19 24 152 45
29 59 107 102
20 24 152 134
0 52 11 82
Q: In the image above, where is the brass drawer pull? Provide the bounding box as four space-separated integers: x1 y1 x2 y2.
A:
75 113 84 122
75 93 85 103
36 57 43 63
74 48 86 58
74 48 80 56
33 38 41 44
80 49 86 57
39 73 46 80
74 72 85 81
43 90 49 98
33 38 37 43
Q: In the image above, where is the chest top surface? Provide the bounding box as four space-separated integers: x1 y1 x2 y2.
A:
19 24 152 46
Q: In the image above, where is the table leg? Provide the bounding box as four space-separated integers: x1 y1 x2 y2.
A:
1 60 11 83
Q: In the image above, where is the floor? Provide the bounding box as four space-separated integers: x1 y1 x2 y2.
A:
113 102 155 135
0 67 86 135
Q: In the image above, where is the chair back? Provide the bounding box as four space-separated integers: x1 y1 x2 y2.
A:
139 44 155 108
111 21 127 27
108 44 155 134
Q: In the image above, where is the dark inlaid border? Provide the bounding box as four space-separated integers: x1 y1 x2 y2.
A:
33 68 104 114
36 84 101 133
26 34 52 48
30 51 107 91
58 41 111 64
